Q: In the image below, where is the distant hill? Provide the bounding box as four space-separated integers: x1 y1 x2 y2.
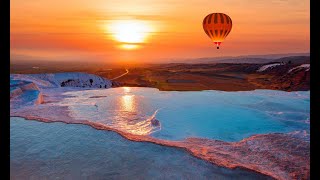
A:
183 53 310 64
270 56 310 64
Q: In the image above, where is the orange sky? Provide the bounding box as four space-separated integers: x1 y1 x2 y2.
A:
11 0 310 63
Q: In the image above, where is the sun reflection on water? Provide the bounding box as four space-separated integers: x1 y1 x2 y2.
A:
63 86 160 136
123 87 131 93
121 95 135 112
116 87 160 135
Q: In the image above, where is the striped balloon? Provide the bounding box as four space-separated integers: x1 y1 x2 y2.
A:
202 13 232 49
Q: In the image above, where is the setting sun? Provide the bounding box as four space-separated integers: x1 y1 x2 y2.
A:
11 0 309 62
107 20 154 50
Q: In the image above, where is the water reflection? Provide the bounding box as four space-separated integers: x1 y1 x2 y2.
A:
121 95 135 112
59 88 309 140
123 87 131 93
116 87 160 135
60 87 161 136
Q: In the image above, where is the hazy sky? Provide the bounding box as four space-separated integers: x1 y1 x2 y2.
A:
11 0 310 64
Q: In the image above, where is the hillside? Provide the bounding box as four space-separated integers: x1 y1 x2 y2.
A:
110 57 310 91
10 73 113 108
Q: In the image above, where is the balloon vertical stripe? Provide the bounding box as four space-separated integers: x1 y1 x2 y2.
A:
208 14 213 24
214 13 218 24
220 13 224 24
226 16 229 24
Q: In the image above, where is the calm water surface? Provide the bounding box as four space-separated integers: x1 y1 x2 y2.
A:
11 117 271 180
57 87 310 141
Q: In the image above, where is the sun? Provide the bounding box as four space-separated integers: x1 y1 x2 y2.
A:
107 20 153 50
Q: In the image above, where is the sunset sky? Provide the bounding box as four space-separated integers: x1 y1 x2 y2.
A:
11 0 310 64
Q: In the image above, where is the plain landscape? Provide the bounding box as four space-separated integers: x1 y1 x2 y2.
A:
11 54 310 92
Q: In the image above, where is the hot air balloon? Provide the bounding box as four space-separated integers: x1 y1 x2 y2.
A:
202 13 232 49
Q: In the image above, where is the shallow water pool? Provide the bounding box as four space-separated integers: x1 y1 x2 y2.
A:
57 87 309 141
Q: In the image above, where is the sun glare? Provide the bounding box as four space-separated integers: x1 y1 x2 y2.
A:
107 20 154 50
120 44 139 50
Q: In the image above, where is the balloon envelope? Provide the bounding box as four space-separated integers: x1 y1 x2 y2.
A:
202 13 232 49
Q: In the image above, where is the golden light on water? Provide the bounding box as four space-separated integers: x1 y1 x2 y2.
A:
121 87 135 111
107 20 154 50
121 95 135 112
123 87 131 93
119 93 156 136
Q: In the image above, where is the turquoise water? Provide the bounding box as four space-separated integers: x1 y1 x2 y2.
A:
10 117 271 179
59 87 310 141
